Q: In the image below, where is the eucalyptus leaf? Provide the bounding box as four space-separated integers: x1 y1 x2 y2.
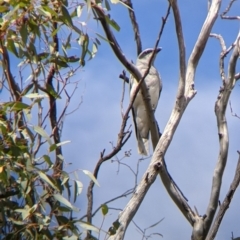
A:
53 194 79 212
82 170 100 187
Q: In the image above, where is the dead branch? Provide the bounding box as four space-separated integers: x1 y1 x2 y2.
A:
229 101 240 120
204 33 240 237
186 0 221 92
171 0 186 93
209 33 227 51
221 0 240 20
206 152 240 240
210 33 227 81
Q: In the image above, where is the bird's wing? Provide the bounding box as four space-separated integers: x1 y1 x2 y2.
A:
131 105 148 156
130 75 149 155
129 75 139 139
147 68 162 110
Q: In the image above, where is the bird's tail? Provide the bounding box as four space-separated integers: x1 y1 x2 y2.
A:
137 136 149 156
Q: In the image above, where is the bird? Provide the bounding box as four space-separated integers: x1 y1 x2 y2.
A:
130 48 162 156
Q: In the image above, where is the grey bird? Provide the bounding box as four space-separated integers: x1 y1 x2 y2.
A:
130 48 162 156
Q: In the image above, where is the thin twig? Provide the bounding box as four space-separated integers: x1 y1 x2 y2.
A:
229 101 240 123
221 0 240 20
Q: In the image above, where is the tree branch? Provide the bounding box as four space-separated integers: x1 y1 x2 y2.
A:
170 0 186 96
124 0 142 55
186 0 221 96
206 152 240 240
46 21 63 175
221 0 240 20
204 33 240 237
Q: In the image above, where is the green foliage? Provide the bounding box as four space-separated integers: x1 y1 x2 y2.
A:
101 204 108 216
0 0 127 238
1 0 100 71
0 0 107 239
0 99 84 239
108 219 120 236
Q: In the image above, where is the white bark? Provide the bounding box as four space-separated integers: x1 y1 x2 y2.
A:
204 34 240 239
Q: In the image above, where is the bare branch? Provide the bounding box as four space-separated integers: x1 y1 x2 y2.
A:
132 218 164 239
229 101 240 120
221 0 240 20
210 33 227 81
235 72 240 80
209 33 227 51
210 33 240 84
186 0 221 95
124 0 142 55
206 152 240 240
81 189 134 220
204 33 240 236
170 0 186 96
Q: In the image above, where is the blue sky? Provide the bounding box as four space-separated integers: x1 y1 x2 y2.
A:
1 0 240 239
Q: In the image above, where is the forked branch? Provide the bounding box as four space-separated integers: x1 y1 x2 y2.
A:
204 34 240 237
221 0 240 20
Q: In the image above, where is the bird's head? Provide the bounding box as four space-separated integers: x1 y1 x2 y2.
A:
137 47 162 64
